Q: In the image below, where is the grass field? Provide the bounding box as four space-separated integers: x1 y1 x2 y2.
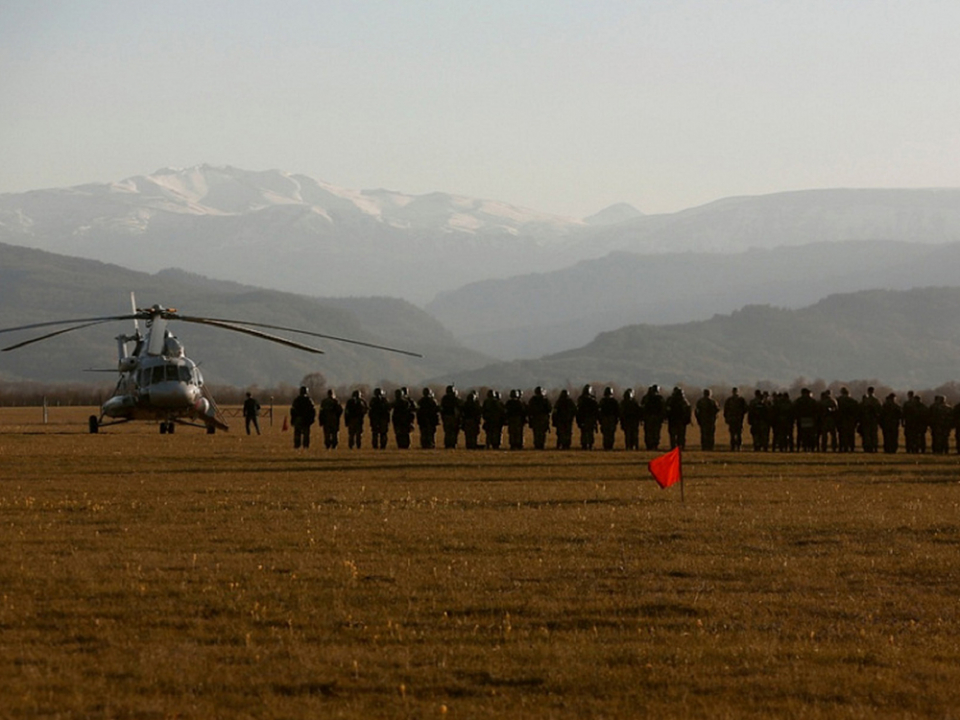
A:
1 406 958 718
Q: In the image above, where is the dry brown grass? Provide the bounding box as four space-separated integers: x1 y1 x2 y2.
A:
1 407 958 718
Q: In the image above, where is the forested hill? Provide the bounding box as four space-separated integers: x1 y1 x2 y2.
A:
0 243 490 386
438 287 960 389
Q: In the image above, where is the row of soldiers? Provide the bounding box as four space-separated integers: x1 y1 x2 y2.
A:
287 383 960 454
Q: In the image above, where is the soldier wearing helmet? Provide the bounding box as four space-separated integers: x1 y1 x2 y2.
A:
344 389 368 449
440 384 462 449
620 388 642 450
598 386 620 450
417 388 440 449
391 387 416 449
526 386 552 450
576 385 600 450
504 389 526 450
552 389 577 449
368 387 391 449
640 384 666 450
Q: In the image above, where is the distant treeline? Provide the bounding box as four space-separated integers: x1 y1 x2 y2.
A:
3 376 960 408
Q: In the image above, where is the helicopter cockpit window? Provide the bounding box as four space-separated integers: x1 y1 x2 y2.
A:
151 366 166 385
178 366 192 383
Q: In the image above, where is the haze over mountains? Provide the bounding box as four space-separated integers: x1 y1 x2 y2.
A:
0 243 490 387
2 166 960 390
4 166 960 309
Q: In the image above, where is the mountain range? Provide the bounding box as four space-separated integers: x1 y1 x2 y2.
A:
4 166 960 307
0 243 490 387
442 287 960 390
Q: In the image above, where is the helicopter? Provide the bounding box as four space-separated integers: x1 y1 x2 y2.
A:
0 294 421 434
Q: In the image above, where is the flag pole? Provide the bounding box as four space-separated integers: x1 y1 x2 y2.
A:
679 448 685 503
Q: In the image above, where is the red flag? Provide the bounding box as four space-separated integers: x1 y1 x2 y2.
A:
282 415 289 432
648 447 682 489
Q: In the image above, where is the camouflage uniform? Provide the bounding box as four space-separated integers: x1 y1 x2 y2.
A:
929 395 953 455
391 388 416 449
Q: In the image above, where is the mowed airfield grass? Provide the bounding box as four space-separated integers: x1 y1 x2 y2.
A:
1 407 958 719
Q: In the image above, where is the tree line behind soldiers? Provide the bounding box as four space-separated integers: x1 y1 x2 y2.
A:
285 382 960 454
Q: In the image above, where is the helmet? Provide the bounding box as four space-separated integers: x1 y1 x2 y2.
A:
374 387 383 397
535 386 543 395
604 387 613 397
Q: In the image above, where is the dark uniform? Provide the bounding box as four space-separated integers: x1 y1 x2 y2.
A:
417 388 440 449
666 387 691 450
880 393 902 454
620 389 642 451
640 385 665 451
793 389 819 452
819 390 838 452
695 389 720 451
368 388 391 449
836 387 860 453
551 390 577 450
860 387 882 453
902 392 928 454
481 390 505 449
243 392 261 435
461 391 482 449
929 395 953 455
344 390 368 449
526 387 552 450
747 391 770 452
290 386 316 450
504 390 526 450
319 390 343 449
439 385 462 449
723 388 748 451
576 385 600 450
391 388 416 449
598 387 620 450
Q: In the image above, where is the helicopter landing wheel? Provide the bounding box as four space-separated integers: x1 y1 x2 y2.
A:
160 422 168 434
206 425 216 435
88 416 99 434
167 422 175 434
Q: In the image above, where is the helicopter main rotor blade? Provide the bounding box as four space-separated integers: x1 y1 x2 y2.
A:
1 320 119 352
0 314 141 336
181 318 325 354
176 315 424 358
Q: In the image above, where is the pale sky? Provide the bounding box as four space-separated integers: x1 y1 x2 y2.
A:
2 0 959 218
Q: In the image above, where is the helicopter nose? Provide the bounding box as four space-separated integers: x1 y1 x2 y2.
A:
149 381 199 408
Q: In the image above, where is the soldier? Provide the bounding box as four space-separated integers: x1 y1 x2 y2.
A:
319 389 344 449
723 387 748 451
551 389 577 450
819 390 838 452
481 390 505 450
929 395 953 454
620 388 642 451
243 392 262 435
598 387 621 450
290 385 316 450
860 387 882 453
747 390 770 452
461 390 482 449
368 387 391 450
640 385 666 451
880 392 902 454
576 385 600 450
344 389 368 449
504 389 527 450
902 391 928 453
666 386 692 450
417 388 440 449
836 387 860 453
695 388 720 451
439 385 462 449
793 388 819 452
526 386 552 450
771 392 794 452
391 388 416 449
